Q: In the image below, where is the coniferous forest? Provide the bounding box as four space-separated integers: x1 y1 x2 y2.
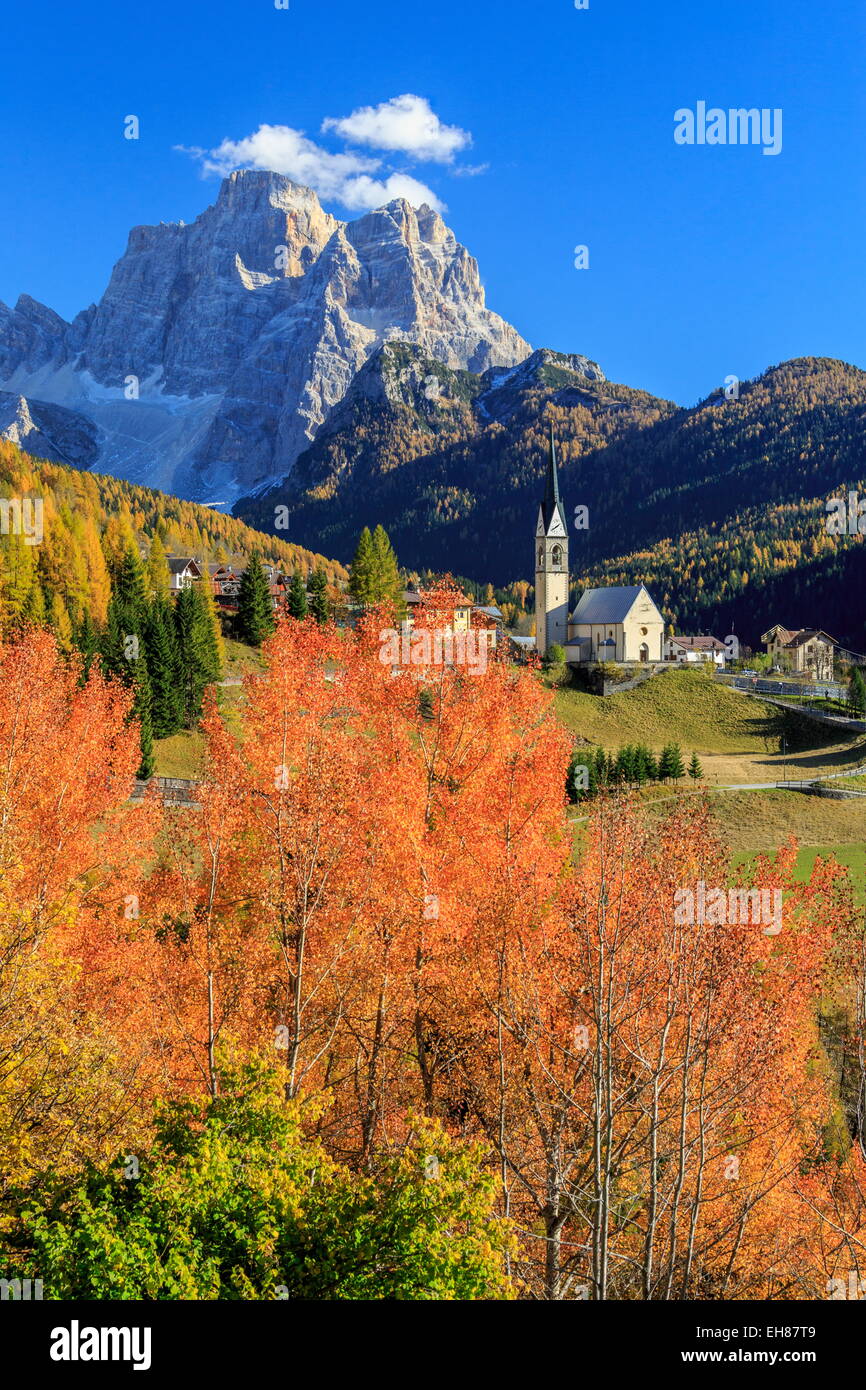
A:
239 353 866 648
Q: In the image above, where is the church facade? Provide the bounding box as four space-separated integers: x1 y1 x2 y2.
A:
534 430 665 663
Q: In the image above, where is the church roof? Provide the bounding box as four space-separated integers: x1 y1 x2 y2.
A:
539 426 568 537
570 585 656 624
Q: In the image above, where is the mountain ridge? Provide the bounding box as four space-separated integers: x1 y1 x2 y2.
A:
0 171 531 504
234 350 866 648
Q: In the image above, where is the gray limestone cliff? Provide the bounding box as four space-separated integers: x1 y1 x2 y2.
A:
0 171 531 504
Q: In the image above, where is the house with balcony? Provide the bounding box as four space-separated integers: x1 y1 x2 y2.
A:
761 625 836 681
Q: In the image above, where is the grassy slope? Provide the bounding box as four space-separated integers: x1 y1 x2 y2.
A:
732 841 866 906
673 788 866 851
557 668 865 894
153 637 266 778
152 730 206 780
553 668 865 784
553 668 842 752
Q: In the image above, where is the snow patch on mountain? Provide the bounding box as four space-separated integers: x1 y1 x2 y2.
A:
0 171 531 504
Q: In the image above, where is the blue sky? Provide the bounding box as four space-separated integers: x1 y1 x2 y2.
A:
1 0 863 405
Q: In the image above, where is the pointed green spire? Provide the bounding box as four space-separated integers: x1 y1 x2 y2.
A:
540 425 568 535
545 424 560 507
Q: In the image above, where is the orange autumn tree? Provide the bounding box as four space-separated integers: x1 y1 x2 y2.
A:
141 616 427 1138
367 596 571 1130
0 629 157 1187
105 608 866 1300
452 793 858 1299
142 609 570 1153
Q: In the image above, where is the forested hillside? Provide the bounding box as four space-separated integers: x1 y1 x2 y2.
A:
0 441 348 776
237 350 866 647
0 440 346 637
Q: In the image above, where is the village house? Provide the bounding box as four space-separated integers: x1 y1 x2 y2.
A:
404 587 472 632
167 556 286 612
665 634 727 667
403 589 503 650
761 625 836 681
167 557 203 593
473 604 506 650
209 561 287 612
266 574 288 611
376 583 495 677
207 562 242 599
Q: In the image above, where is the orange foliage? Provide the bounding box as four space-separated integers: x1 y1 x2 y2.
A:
2 623 866 1297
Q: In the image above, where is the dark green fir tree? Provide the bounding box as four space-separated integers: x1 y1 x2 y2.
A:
237 551 276 646
308 568 330 625
174 586 221 727
287 570 309 620
145 599 184 738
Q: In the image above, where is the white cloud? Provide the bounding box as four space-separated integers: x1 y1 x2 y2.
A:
451 162 489 178
340 172 445 213
186 124 379 197
322 94 471 163
179 121 444 212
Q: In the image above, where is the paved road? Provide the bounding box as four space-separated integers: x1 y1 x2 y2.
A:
720 675 849 700
569 763 866 820
720 682 866 733
718 778 865 791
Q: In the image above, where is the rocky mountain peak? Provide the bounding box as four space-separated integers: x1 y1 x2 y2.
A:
13 293 69 329
0 390 98 467
216 167 323 208
335 340 479 415
0 173 532 504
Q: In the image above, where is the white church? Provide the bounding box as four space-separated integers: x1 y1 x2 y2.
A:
534 429 665 664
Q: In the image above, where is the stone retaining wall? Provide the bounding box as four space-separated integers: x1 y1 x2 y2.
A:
806 784 866 800
600 665 669 698
131 776 200 805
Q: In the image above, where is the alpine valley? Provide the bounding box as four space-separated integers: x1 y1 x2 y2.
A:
238 349 866 648
1 172 864 646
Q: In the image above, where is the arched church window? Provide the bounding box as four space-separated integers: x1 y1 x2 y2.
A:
537 548 544 567
552 545 563 567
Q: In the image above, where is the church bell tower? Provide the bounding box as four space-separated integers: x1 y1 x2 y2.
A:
534 426 569 656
